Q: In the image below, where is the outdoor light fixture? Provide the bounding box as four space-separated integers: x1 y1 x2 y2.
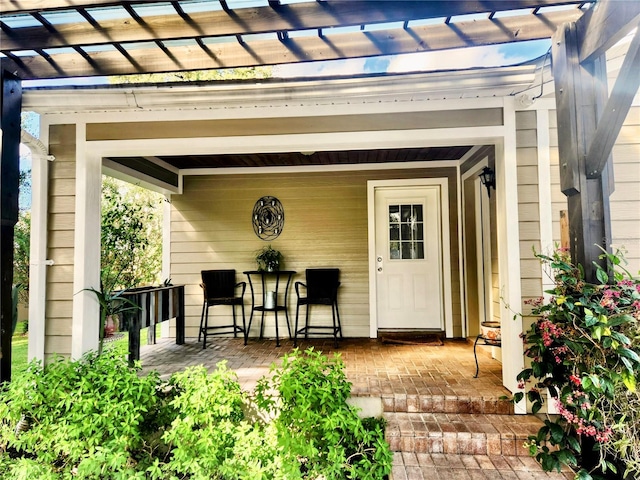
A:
479 166 496 197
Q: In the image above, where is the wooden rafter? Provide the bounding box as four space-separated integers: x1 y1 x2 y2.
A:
1 0 154 14
1 8 582 79
1 1 586 52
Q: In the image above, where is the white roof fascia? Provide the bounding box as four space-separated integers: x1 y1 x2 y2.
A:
23 66 536 116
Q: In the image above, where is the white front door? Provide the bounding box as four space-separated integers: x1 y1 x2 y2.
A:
374 186 443 330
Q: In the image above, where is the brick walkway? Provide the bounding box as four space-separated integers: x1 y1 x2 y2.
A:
139 337 573 479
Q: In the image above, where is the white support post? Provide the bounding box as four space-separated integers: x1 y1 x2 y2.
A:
536 109 555 296
26 124 50 363
161 196 172 339
497 98 525 412
71 125 101 359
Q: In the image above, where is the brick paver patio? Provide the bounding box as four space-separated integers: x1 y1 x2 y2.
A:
139 337 574 479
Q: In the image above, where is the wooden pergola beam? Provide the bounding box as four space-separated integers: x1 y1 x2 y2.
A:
577 0 640 63
550 0 640 281
1 0 587 52
0 9 582 79
0 69 22 384
585 28 640 178
1 0 587 16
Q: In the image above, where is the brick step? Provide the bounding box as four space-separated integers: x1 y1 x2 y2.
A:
379 393 514 415
385 412 543 456
389 452 574 480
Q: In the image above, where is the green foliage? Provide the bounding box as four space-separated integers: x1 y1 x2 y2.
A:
255 244 283 272
160 363 247 478
255 349 393 479
514 248 640 479
0 349 169 479
13 173 31 305
11 285 21 337
82 287 141 354
108 66 272 84
101 176 163 292
1 349 391 479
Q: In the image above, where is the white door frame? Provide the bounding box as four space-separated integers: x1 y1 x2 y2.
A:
367 178 453 338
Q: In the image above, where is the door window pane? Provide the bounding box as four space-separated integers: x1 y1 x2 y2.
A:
388 204 425 260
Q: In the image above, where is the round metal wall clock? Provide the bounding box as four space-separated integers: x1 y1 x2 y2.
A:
252 196 284 240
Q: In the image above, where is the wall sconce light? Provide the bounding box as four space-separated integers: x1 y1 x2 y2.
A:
479 166 496 197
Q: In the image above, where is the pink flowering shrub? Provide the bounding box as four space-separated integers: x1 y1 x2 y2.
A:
514 248 640 480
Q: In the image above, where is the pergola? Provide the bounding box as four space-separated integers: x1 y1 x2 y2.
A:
1 0 639 382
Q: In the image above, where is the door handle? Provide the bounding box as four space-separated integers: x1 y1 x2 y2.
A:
377 256 383 273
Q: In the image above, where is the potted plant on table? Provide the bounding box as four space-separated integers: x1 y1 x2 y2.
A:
255 244 283 272
83 286 140 354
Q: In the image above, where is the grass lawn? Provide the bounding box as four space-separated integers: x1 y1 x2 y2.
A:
10 322 159 378
11 322 29 377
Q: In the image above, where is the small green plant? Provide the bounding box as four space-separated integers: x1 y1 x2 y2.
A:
0 349 170 479
160 363 248 478
514 247 640 480
255 348 393 479
82 287 140 354
255 244 283 272
2 349 392 479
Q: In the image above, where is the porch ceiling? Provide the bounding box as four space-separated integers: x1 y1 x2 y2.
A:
1 0 592 81
116 146 475 170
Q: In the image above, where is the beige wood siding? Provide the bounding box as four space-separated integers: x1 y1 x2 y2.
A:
516 110 544 314
170 168 461 339
45 124 76 357
549 106 640 273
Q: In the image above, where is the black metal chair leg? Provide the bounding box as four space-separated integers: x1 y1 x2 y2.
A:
473 335 481 378
241 303 248 345
304 306 310 339
331 304 338 348
294 303 301 347
232 306 238 338
198 301 206 342
202 307 209 349
335 302 343 338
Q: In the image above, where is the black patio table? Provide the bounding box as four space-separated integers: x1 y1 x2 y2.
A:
243 270 296 347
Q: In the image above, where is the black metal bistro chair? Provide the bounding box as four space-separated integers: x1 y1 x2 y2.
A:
294 268 342 347
198 269 247 349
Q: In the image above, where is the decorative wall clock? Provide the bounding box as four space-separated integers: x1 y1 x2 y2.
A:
252 196 284 240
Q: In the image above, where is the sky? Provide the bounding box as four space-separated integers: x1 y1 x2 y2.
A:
273 39 551 77
23 38 551 88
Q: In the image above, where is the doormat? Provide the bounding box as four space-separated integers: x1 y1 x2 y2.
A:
380 333 443 346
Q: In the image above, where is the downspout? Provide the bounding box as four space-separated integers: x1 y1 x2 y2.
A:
21 129 54 363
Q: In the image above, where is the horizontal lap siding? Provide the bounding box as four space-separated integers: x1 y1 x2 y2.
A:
516 111 543 315
45 124 76 357
549 106 640 273
170 168 461 339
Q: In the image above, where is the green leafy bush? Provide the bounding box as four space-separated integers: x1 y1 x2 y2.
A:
1 348 391 479
0 349 169 479
514 248 640 480
255 349 393 479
